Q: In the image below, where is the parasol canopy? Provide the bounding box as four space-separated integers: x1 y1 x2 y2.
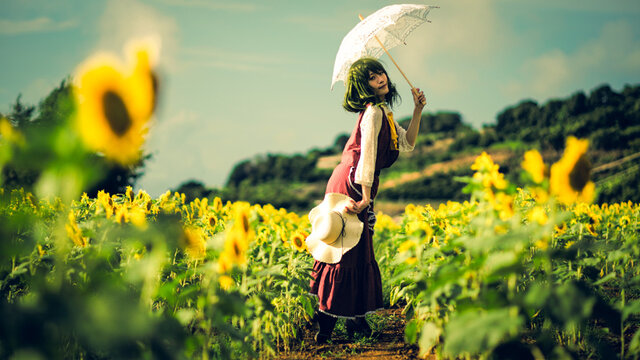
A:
331 4 437 90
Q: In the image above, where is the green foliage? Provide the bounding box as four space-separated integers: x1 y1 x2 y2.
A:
218 84 640 209
398 111 470 136
0 188 316 359
378 168 470 202
494 84 640 153
226 153 331 188
384 177 640 359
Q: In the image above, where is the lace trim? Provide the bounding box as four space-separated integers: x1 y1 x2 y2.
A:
307 292 384 319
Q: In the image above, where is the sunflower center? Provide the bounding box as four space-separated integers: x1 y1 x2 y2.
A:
102 91 132 136
569 154 591 192
241 214 250 233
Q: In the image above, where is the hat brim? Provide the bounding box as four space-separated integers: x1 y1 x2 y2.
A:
306 193 364 264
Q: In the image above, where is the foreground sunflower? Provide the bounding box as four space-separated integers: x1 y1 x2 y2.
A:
73 40 157 165
550 137 595 205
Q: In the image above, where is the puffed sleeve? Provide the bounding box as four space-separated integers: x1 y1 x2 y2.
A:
395 120 415 152
354 105 382 187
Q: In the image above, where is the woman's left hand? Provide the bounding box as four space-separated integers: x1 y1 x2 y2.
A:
346 198 370 214
412 88 426 109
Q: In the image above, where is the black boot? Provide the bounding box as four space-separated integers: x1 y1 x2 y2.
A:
346 316 372 339
314 311 337 344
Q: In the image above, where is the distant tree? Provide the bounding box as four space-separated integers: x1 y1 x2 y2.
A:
174 179 212 203
333 133 349 153
4 95 35 127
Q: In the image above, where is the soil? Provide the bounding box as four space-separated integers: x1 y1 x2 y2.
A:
276 308 435 360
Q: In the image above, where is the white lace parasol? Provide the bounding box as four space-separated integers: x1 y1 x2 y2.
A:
331 4 438 90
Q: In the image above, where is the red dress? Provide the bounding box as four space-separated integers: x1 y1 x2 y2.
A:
309 106 399 318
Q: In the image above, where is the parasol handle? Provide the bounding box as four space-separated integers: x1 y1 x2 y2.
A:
359 14 425 105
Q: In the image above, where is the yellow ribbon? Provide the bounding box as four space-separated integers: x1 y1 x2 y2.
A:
386 110 399 151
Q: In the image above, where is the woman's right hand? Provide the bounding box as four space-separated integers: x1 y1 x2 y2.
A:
412 87 426 109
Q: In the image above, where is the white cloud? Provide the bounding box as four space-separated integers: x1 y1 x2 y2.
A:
502 20 640 99
0 17 76 35
97 0 179 70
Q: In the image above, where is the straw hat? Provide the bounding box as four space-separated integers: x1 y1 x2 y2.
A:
306 193 364 264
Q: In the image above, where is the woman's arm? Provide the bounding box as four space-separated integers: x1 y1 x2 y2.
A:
354 184 371 213
350 105 381 214
404 88 426 147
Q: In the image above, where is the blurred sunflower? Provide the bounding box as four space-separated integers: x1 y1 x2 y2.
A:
0 117 25 146
471 152 496 173
527 206 548 225
217 255 233 273
66 212 88 247
219 275 234 290
223 227 249 265
128 206 147 229
522 150 546 184
619 215 631 227
73 39 157 166
550 137 595 205
212 197 223 212
182 226 207 259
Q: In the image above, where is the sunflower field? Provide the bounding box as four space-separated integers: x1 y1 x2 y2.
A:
1 40 639 359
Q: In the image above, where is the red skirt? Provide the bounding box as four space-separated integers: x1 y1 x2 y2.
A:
308 162 384 318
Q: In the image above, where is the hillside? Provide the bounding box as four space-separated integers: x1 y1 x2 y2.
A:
177 83 640 213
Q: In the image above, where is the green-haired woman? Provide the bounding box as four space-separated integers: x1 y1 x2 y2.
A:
308 57 425 343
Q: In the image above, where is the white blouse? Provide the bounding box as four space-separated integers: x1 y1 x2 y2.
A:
354 104 415 187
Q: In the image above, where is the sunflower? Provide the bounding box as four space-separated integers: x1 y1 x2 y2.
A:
619 215 631 227
212 197 223 212
398 239 418 253
527 206 548 225
217 255 233 273
549 137 595 205
522 150 546 184
0 117 25 146
73 44 156 166
182 226 207 259
128 206 147 229
218 275 234 290
471 152 496 173
205 214 218 229
222 214 252 266
66 212 88 247
125 186 134 202
290 232 307 252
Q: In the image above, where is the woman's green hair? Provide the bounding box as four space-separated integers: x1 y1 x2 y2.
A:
342 57 401 113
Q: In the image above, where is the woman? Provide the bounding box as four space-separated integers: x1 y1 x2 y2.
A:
309 57 425 343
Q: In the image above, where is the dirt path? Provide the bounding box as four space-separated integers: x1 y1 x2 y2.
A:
277 308 434 360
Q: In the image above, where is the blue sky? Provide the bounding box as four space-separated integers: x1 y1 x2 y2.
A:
1 0 639 196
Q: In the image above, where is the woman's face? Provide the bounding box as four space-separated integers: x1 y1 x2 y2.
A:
368 70 389 100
